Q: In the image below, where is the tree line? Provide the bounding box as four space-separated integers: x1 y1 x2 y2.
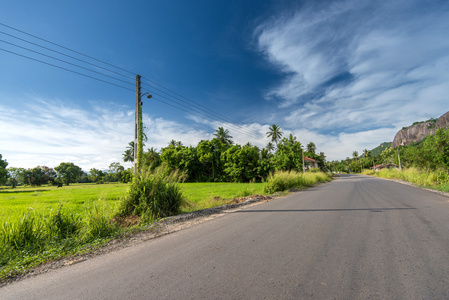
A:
125 125 327 183
0 124 329 187
0 159 130 188
327 127 449 173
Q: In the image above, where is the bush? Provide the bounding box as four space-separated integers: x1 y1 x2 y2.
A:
373 167 449 186
118 166 185 221
264 171 332 194
46 206 81 240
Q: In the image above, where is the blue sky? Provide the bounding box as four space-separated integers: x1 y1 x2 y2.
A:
1 0 449 170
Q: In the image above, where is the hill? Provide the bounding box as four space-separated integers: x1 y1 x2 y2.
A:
391 111 449 147
370 142 392 157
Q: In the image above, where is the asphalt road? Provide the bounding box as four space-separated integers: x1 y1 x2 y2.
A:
2 175 449 299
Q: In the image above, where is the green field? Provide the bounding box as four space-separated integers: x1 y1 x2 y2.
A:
0 182 267 223
0 183 127 223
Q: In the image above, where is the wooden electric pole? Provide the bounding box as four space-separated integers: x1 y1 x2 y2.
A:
134 74 141 174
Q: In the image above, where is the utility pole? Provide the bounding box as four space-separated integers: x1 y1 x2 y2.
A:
397 148 402 171
134 74 141 174
302 147 305 173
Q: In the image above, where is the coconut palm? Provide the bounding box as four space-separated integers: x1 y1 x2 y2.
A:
307 142 316 154
353 151 359 160
363 149 370 158
267 124 283 145
123 141 134 163
266 142 275 153
213 127 233 145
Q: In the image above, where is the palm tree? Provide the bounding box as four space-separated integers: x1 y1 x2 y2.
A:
267 124 283 145
307 142 316 154
213 127 233 145
266 142 275 153
363 149 370 158
123 141 134 163
353 151 359 161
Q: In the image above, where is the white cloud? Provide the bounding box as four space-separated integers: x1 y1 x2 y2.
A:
0 98 219 170
255 0 449 159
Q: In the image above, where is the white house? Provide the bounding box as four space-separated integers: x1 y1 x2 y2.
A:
304 157 319 169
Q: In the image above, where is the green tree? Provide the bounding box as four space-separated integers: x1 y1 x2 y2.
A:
266 142 275 153
142 147 161 171
273 134 303 171
307 142 316 154
213 127 233 146
168 140 183 147
363 149 370 158
106 162 125 182
267 124 283 145
123 141 134 163
0 154 8 185
89 168 105 183
221 145 260 182
55 162 83 185
7 167 24 188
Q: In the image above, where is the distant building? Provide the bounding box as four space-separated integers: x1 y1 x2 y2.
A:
304 157 319 169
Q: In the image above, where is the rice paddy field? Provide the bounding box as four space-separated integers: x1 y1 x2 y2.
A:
0 182 267 223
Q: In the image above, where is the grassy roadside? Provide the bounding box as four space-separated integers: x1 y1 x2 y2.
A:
0 171 332 283
361 168 449 192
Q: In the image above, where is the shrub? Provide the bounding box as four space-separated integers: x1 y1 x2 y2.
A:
264 171 331 194
373 167 449 186
118 166 185 221
46 205 81 240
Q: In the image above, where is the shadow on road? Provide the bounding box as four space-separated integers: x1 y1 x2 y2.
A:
234 207 416 213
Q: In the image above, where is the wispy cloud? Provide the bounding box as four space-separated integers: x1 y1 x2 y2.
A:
254 0 449 158
0 98 219 170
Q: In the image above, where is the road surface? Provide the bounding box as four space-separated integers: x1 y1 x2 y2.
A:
1 175 449 299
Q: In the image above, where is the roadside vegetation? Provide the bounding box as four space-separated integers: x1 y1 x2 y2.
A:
0 169 331 282
342 127 449 192
362 168 449 192
0 125 334 282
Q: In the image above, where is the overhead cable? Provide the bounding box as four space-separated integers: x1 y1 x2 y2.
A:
0 39 134 87
0 22 136 76
0 47 134 92
0 30 135 81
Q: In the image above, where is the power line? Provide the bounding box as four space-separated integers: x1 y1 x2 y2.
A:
0 30 135 81
0 22 136 76
0 22 267 141
142 81 263 137
0 47 134 92
143 87 264 139
0 39 135 87
150 96 265 141
141 77 256 130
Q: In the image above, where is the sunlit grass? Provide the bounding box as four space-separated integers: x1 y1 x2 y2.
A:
366 167 449 191
264 171 332 194
180 182 266 213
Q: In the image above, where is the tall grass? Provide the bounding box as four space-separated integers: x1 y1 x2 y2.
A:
264 171 332 194
118 166 185 221
0 201 118 281
366 167 449 188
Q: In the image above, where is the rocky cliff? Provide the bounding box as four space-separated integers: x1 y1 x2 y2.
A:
391 111 449 148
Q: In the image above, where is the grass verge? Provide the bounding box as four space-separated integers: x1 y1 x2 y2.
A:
362 167 449 192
